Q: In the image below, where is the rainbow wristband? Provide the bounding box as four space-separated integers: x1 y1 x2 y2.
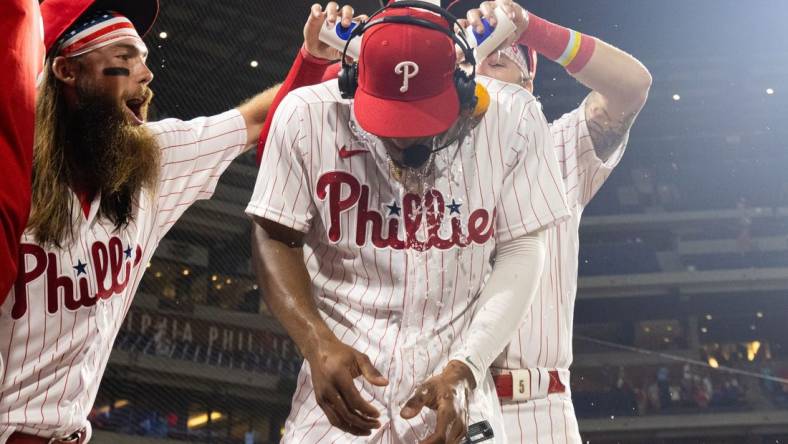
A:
518 13 596 74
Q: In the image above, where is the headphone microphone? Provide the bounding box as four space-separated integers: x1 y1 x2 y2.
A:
401 145 432 169
399 120 472 169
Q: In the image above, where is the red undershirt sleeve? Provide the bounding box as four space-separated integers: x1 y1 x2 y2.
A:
0 0 43 301
256 47 332 165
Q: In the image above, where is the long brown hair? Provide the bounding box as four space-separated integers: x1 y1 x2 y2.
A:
28 58 160 247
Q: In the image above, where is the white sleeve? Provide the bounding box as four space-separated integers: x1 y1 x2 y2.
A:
146 109 247 237
450 230 546 386
496 99 570 243
551 100 627 208
245 95 316 232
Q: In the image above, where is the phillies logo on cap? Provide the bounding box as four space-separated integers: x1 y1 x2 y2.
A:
394 61 419 93
353 7 460 138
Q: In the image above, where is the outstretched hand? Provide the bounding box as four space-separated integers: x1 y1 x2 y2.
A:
307 337 389 436
304 2 368 61
400 361 475 444
459 0 529 50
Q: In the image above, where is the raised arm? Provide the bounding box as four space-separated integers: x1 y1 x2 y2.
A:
254 2 366 163
0 0 42 299
238 86 282 147
239 3 361 148
471 0 652 160
538 19 651 160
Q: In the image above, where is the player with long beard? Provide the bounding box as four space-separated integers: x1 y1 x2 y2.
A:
458 1 652 442
0 0 349 442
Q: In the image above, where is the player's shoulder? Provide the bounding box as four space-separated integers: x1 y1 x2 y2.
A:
550 101 585 127
143 109 243 146
548 102 586 137
476 76 542 137
264 81 350 137
144 116 185 134
266 80 350 130
477 75 538 111
143 117 196 151
284 80 349 109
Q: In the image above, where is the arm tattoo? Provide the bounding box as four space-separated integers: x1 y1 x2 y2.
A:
585 92 639 162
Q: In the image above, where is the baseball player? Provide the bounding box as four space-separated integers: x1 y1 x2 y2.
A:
0 0 334 441
459 1 652 442
0 0 44 298
248 2 570 443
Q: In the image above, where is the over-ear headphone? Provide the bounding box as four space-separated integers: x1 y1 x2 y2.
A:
337 0 478 114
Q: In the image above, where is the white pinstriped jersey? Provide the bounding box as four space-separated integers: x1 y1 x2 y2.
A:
494 99 627 374
246 76 569 443
494 100 627 443
0 110 246 442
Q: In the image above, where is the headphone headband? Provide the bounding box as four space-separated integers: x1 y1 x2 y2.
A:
341 0 476 74
384 0 464 34
337 0 480 121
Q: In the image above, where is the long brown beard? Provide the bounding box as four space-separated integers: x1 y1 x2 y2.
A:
28 64 161 247
68 81 159 199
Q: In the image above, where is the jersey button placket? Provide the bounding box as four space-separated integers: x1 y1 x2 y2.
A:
403 247 425 403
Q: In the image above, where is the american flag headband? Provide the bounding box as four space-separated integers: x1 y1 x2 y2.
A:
498 44 532 81
56 11 145 58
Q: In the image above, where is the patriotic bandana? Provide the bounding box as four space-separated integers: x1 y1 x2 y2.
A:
57 10 145 58
498 43 534 81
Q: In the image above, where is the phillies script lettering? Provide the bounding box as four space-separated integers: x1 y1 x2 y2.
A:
316 171 495 250
11 237 143 319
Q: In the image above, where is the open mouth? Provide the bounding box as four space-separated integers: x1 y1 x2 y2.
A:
124 98 145 125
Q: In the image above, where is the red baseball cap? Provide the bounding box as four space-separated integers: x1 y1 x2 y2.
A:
41 0 159 53
354 7 460 138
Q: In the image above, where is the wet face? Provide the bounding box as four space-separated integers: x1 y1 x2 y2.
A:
383 136 432 151
55 38 154 125
377 115 468 169
476 51 534 93
379 136 433 169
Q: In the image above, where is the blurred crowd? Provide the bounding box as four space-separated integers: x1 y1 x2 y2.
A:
573 364 752 418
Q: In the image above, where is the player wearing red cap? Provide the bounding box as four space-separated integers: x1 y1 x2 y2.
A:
0 1 346 442
248 2 570 443
456 1 652 442
0 0 44 299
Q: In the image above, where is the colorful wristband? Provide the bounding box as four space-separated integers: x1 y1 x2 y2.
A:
518 13 596 74
565 32 595 74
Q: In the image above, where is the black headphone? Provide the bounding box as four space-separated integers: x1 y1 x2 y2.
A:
338 0 477 114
